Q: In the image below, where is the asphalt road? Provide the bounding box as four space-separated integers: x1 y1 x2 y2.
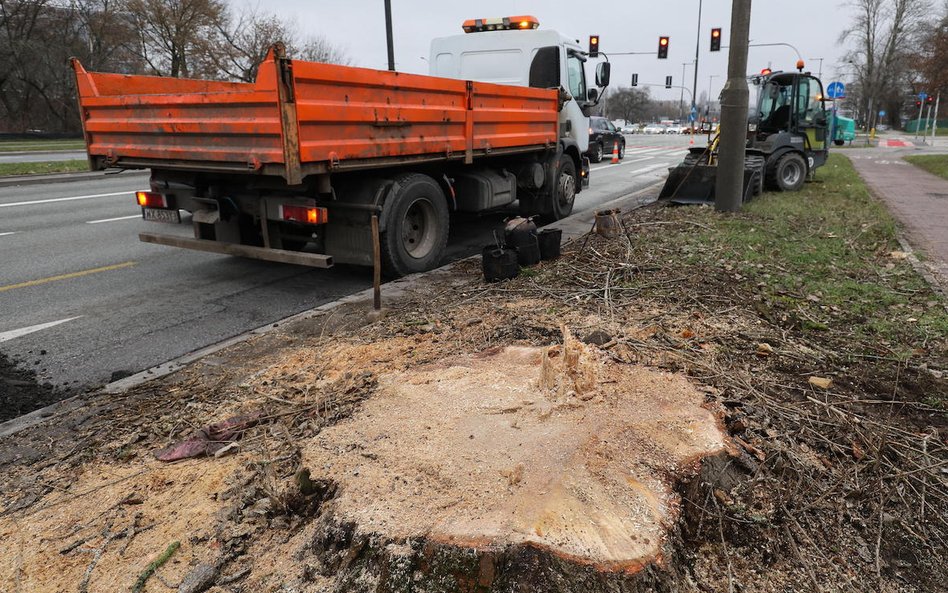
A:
0 134 694 395
0 150 88 164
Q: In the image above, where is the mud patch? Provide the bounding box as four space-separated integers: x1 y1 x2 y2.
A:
0 350 63 422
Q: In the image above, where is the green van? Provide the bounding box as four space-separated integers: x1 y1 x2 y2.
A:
830 112 856 145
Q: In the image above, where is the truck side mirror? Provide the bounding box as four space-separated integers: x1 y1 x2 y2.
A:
587 88 599 102
595 62 611 87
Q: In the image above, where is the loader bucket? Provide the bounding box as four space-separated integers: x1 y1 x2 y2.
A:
659 163 719 204
659 163 758 205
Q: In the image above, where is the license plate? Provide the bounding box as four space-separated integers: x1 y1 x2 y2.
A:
143 208 181 224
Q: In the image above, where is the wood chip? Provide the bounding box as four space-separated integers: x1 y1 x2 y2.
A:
808 376 833 390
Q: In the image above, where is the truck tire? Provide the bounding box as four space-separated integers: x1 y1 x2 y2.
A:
550 154 577 220
767 152 806 192
590 142 604 163
381 173 449 277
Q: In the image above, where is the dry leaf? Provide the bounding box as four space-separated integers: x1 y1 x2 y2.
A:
756 343 774 357
680 329 695 339
808 376 833 390
889 251 908 259
851 441 866 461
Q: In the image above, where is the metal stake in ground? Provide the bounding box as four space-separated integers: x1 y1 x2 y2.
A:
372 214 382 311
714 0 752 212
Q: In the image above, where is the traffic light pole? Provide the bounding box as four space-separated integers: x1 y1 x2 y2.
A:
933 93 941 147
714 0 751 213
384 0 395 71
692 0 703 116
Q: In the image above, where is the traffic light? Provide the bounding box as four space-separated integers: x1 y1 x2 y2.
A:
926 95 934 105
589 35 599 58
631 73 638 87
665 75 673 89
710 28 722 51
915 100 922 108
658 36 669 59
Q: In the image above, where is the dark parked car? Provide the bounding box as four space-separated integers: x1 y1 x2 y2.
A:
586 116 625 163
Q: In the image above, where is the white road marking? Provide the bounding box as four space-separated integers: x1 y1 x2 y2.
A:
591 156 654 172
0 316 82 344
0 190 139 209
86 214 142 224
0 232 17 237
627 164 670 177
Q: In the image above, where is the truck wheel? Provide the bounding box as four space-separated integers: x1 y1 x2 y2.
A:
550 154 577 220
768 153 806 192
591 142 603 163
381 173 449 276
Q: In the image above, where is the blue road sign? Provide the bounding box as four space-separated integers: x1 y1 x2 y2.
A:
826 81 845 99
879 110 886 117
919 92 928 101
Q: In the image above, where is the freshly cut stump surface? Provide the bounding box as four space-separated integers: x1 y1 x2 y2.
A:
304 335 727 573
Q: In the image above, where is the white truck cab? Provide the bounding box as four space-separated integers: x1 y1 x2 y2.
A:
429 16 609 155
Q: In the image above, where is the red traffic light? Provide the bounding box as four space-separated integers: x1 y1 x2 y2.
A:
710 28 721 52
658 36 669 59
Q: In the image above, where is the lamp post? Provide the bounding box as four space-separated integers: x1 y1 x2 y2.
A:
706 74 719 118
680 61 694 122
384 0 395 71
809 56 823 80
692 0 703 116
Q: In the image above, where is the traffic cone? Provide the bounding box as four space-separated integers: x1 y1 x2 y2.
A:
611 141 619 164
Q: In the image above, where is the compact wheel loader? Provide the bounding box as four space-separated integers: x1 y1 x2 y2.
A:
660 69 830 204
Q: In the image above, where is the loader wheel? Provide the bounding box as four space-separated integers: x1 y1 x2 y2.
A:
381 173 449 277
590 142 604 163
834 139 845 146
768 153 807 192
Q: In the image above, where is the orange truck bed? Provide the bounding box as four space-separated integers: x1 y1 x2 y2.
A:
72 45 559 184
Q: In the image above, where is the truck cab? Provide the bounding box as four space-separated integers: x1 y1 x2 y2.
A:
429 16 609 159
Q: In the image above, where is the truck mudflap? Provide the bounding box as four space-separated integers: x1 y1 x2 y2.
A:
138 232 333 268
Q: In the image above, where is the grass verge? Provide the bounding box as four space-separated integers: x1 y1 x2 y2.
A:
904 154 948 181
0 160 89 177
0 139 85 152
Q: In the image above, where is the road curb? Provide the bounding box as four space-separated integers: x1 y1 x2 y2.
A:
0 182 663 440
0 169 149 189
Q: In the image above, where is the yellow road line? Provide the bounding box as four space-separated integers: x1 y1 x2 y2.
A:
0 261 136 293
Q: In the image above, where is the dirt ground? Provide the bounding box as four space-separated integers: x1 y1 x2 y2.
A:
0 195 945 592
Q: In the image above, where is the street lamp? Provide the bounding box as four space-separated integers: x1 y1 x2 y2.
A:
680 61 694 122
706 74 719 118
691 0 703 115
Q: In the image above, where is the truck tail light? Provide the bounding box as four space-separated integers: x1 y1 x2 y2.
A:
280 205 328 225
136 191 167 208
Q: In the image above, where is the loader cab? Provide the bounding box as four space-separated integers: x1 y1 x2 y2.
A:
750 70 829 172
428 16 610 154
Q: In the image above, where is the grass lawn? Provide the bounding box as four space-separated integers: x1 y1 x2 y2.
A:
904 154 948 180
0 139 85 152
0 160 89 176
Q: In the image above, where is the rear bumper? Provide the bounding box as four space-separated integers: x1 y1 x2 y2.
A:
139 232 333 268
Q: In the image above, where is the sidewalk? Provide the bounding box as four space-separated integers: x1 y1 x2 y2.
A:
848 150 948 292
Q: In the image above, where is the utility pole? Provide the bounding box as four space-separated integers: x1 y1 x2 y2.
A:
692 0 703 116
714 0 751 212
932 93 941 147
679 62 690 121
384 0 395 71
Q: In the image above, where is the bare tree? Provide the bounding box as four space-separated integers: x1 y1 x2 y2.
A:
211 6 349 83
123 0 225 78
604 87 651 124
840 0 934 128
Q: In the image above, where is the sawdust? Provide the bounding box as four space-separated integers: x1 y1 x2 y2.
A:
0 457 240 592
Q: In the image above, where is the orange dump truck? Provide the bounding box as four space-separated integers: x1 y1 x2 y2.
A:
72 18 610 274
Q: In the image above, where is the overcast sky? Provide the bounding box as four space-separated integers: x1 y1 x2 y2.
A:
244 1 856 103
